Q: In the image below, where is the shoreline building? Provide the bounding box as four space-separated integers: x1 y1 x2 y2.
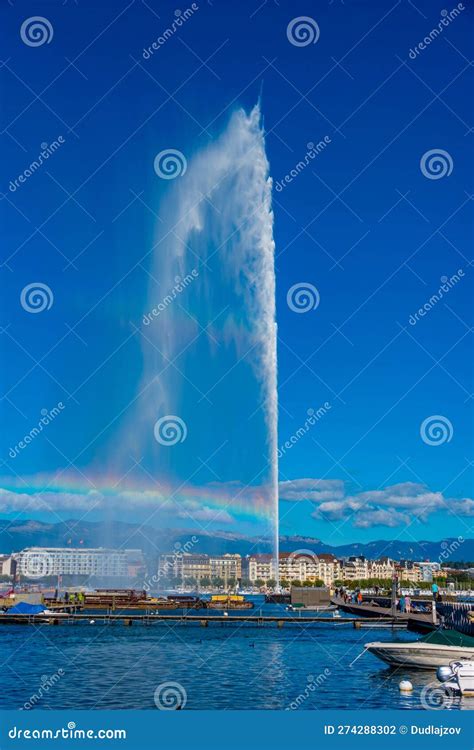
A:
0 555 16 577
398 560 446 583
243 553 341 586
16 547 145 579
157 553 242 585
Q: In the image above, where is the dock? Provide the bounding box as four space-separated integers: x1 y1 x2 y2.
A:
333 598 435 633
0 611 410 628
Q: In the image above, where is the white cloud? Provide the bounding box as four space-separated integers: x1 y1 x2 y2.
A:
279 479 344 503
280 479 474 529
352 509 411 529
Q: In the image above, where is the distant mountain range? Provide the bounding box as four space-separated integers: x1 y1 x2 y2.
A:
0 518 471 563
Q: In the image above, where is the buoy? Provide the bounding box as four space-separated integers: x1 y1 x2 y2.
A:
89 619 95 625
399 680 413 692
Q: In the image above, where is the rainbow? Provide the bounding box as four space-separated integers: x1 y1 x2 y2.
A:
0 470 273 521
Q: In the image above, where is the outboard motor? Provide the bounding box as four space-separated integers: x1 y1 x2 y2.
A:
436 665 454 683
437 661 474 696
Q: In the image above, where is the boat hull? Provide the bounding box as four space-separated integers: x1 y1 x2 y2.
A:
366 642 474 669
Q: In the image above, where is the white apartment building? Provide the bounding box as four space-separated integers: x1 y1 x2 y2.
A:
210 554 241 582
16 547 144 578
368 557 396 579
244 553 341 586
246 554 276 583
279 553 341 585
317 554 342 585
341 557 369 580
340 556 396 581
157 553 242 584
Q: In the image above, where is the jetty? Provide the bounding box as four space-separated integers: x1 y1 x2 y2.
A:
333 597 436 633
0 611 410 628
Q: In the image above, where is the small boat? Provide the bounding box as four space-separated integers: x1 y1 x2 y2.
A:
366 629 474 669
437 660 474 696
286 604 336 613
206 595 254 610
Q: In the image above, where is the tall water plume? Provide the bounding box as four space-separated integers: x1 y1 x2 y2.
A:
119 105 279 575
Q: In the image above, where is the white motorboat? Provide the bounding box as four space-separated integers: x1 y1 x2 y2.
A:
365 630 474 669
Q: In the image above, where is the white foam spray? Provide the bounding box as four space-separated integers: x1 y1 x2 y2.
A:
120 105 279 578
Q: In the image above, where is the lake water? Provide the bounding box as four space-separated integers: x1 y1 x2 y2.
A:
0 598 470 711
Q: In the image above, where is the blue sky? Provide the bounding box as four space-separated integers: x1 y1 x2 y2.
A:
1 0 473 547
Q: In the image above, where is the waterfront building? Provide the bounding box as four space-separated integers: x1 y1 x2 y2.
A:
398 560 420 583
0 555 16 577
341 556 369 580
157 553 242 585
243 553 341 586
397 560 445 583
16 547 145 578
209 554 241 583
368 557 396 579
317 554 342 585
244 554 275 583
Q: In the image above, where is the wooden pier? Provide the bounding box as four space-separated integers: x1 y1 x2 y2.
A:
0 611 409 628
333 598 435 633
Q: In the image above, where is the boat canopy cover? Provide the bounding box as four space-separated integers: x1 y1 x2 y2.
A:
422 629 474 648
8 602 45 615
